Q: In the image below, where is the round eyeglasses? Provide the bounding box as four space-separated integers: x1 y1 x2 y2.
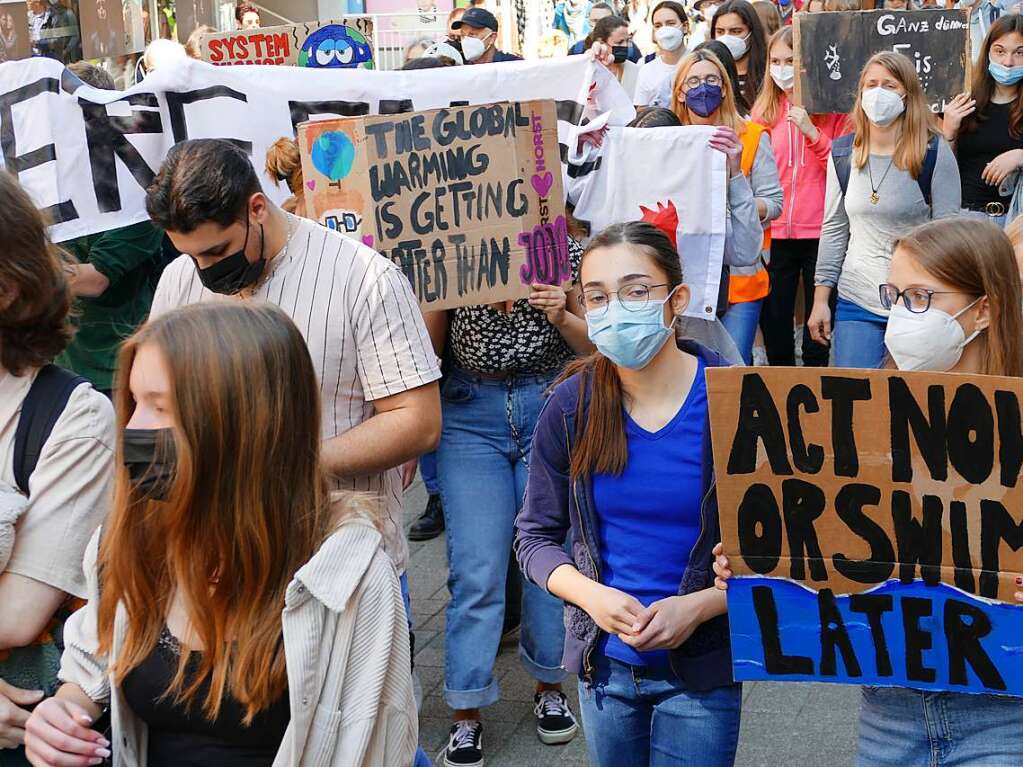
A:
879 283 980 314
579 283 671 317
683 74 722 90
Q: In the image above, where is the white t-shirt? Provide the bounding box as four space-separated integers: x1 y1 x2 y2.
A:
0 369 114 598
150 214 441 574
634 56 679 108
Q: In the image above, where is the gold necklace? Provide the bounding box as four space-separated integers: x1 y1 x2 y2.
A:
867 155 896 205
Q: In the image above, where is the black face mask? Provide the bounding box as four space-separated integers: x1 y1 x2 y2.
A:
194 219 265 295
612 45 630 63
122 428 177 501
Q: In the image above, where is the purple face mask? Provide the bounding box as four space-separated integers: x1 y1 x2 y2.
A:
685 82 723 118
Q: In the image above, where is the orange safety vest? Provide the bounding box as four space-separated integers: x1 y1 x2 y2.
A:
727 121 771 305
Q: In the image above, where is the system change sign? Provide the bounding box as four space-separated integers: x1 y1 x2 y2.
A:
298 99 570 311
200 18 374 68
708 368 1023 697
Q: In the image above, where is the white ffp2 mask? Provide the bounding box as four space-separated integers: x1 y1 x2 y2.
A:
770 64 795 91
655 26 685 52
861 87 905 127
884 299 983 372
718 33 748 61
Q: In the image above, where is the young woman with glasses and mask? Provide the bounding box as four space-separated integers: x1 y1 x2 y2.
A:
715 216 1023 766
672 48 784 363
809 52 961 370
943 15 1023 230
516 221 741 767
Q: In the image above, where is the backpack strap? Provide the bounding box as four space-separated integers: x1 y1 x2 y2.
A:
831 133 855 198
13 365 88 496
918 135 939 208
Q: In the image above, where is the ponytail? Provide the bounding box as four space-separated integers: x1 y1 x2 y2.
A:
264 138 303 197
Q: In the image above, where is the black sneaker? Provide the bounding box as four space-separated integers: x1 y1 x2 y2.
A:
408 494 445 542
443 720 484 767
534 690 578 745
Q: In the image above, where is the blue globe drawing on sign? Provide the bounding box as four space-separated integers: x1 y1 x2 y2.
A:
311 130 356 183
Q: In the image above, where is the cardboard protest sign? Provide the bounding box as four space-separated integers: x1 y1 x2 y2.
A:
298 100 569 311
200 18 375 68
793 10 970 114
708 368 1023 696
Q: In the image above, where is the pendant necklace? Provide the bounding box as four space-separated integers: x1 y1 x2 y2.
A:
867 155 895 205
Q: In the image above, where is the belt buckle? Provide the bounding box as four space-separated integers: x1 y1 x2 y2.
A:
985 201 1006 217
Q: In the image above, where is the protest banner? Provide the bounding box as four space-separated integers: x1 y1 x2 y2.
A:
708 367 1023 696
0 1 30 64
200 18 375 69
0 56 635 243
566 125 727 320
793 9 970 114
298 100 568 310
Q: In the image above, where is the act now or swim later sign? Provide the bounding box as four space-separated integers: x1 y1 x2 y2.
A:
298 100 570 311
708 368 1023 696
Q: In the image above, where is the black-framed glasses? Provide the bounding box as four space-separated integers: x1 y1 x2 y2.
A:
579 283 670 316
879 283 979 314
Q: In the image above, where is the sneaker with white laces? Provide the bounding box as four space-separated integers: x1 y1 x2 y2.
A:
443 720 484 767
534 690 579 745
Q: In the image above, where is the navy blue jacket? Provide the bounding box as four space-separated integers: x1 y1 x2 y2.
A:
514 340 734 689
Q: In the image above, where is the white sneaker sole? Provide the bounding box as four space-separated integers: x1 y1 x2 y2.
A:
442 751 484 767
537 721 579 745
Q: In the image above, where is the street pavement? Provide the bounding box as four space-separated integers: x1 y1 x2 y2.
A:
403 477 861 766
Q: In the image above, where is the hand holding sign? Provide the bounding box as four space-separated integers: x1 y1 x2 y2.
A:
527 283 569 327
708 126 742 178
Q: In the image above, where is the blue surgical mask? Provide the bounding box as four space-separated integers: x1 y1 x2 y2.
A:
586 287 679 370
685 82 724 118
989 60 1023 86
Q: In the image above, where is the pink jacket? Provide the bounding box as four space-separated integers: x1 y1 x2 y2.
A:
754 98 850 240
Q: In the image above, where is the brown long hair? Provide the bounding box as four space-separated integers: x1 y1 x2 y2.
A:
962 15 1023 139
584 14 628 50
850 52 936 176
562 222 685 478
98 302 334 723
896 218 1023 378
672 49 746 132
0 171 74 375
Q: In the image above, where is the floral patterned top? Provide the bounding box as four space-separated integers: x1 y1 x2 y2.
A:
448 238 584 375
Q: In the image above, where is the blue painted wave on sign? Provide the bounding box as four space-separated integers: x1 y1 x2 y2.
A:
727 577 1023 696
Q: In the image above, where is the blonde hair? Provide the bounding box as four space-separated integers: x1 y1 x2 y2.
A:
752 26 792 127
185 25 215 59
850 52 936 176
265 138 306 217
672 49 745 133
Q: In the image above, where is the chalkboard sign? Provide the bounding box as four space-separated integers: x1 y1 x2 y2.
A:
794 9 970 114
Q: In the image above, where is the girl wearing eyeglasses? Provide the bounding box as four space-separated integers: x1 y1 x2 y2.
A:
714 216 1023 765
942 15 1023 230
516 221 741 767
672 48 784 364
808 52 961 371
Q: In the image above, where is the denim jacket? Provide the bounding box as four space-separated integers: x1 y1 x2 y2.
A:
514 340 734 690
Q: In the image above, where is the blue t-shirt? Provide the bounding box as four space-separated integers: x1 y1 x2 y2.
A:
592 359 707 666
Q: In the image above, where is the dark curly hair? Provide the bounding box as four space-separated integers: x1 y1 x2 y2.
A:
0 171 74 375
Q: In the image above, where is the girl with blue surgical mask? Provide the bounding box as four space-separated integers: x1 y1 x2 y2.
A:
515 221 741 767
943 14 1023 229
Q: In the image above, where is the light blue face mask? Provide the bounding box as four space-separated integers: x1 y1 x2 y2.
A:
585 287 679 370
989 60 1023 86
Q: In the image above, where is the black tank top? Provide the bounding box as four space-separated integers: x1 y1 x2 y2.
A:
121 627 290 767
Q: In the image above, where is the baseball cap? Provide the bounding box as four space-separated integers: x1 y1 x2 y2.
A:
452 7 498 32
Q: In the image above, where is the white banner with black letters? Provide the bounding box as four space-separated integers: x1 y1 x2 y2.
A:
0 56 635 242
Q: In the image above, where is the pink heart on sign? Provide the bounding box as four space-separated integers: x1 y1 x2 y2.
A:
531 172 554 198
306 180 316 191
362 235 375 248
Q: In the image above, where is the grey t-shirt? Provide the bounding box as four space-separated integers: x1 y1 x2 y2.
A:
815 138 961 316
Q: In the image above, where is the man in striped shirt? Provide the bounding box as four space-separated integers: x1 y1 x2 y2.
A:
145 139 442 582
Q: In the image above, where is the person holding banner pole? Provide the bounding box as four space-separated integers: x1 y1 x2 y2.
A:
943 15 1023 229
752 27 848 367
515 221 740 767
809 52 960 369
715 216 1023 766
429 250 590 767
671 48 784 363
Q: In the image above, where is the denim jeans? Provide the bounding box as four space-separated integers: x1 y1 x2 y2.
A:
419 450 439 496
721 300 763 365
437 368 567 710
833 318 887 369
577 653 742 767
857 687 1023 766
399 574 434 767
959 208 1008 230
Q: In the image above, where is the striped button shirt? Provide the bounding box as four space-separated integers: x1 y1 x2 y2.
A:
149 214 441 574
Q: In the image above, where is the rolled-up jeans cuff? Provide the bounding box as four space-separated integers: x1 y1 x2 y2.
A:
519 646 568 685
444 679 500 710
